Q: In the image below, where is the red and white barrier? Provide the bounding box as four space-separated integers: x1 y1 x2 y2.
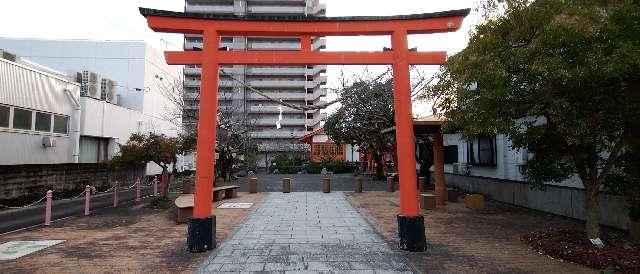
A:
135 177 141 203
84 185 91 216
44 190 52 226
153 176 158 196
113 181 119 208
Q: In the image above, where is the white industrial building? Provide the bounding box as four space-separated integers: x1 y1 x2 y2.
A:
0 39 181 174
0 56 81 165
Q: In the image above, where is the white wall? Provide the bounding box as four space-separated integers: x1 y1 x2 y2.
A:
80 97 164 174
0 38 181 137
444 133 583 189
0 58 81 165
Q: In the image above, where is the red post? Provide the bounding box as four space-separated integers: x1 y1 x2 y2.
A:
113 181 119 208
84 185 91 216
153 176 158 196
135 177 141 203
187 29 220 252
44 190 52 226
391 29 426 252
300 35 311 52
192 29 220 219
391 30 419 217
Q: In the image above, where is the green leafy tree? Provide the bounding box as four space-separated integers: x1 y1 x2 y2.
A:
425 0 640 239
325 78 396 179
111 132 180 197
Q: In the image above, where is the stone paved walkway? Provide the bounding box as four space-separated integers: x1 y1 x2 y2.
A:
198 192 414 273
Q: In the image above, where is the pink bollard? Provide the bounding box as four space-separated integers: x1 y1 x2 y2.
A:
153 176 158 196
135 177 141 203
84 185 91 216
113 181 119 208
44 190 52 226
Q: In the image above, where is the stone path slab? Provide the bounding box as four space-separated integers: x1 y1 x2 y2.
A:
198 192 414 273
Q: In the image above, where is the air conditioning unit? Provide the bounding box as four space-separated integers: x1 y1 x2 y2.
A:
101 78 118 104
515 149 528 165
42 136 57 148
78 70 101 99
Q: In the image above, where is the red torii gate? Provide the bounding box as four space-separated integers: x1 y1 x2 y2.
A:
140 7 469 253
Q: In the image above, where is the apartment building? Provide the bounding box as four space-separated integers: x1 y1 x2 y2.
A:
183 0 328 167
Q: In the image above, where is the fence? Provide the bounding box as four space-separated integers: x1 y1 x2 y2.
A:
0 163 144 201
0 176 160 234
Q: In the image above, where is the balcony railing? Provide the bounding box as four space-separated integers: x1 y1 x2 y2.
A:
249 105 302 113
248 6 306 14
255 118 306 126
250 131 306 139
185 4 234 14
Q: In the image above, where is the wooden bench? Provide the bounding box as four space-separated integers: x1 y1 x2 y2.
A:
174 185 240 223
213 185 240 201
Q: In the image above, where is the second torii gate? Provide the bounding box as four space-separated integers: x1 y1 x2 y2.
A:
140 7 469 253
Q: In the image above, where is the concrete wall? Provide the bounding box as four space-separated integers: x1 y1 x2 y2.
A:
445 173 629 230
0 163 144 200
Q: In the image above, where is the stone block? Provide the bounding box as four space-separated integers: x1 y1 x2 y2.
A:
464 194 485 209
420 194 436 210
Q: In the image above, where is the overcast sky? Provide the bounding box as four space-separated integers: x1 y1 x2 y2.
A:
0 0 480 116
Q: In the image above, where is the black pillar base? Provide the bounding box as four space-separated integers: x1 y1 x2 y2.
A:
187 216 216 253
397 214 426 252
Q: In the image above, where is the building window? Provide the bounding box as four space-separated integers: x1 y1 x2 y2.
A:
53 115 69 134
306 113 314 119
444 145 458 164
467 136 497 166
306 101 313 106
35 112 52 132
13 108 32 130
306 88 314 94
0 105 9 128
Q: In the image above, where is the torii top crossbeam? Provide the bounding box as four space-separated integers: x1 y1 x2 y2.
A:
140 8 469 65
140 7 469 253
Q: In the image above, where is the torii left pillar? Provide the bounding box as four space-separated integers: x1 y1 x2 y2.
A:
391 30 425 252
187 30 220 252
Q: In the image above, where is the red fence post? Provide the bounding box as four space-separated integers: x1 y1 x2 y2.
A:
135 177 141 203
44 190 52 226
113 181 119 207
84 185 91 216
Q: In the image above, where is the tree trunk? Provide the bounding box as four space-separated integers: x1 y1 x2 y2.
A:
584 180 601 239
373 150 384 180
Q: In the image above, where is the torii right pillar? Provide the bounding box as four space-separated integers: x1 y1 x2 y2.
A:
391 29 426 252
